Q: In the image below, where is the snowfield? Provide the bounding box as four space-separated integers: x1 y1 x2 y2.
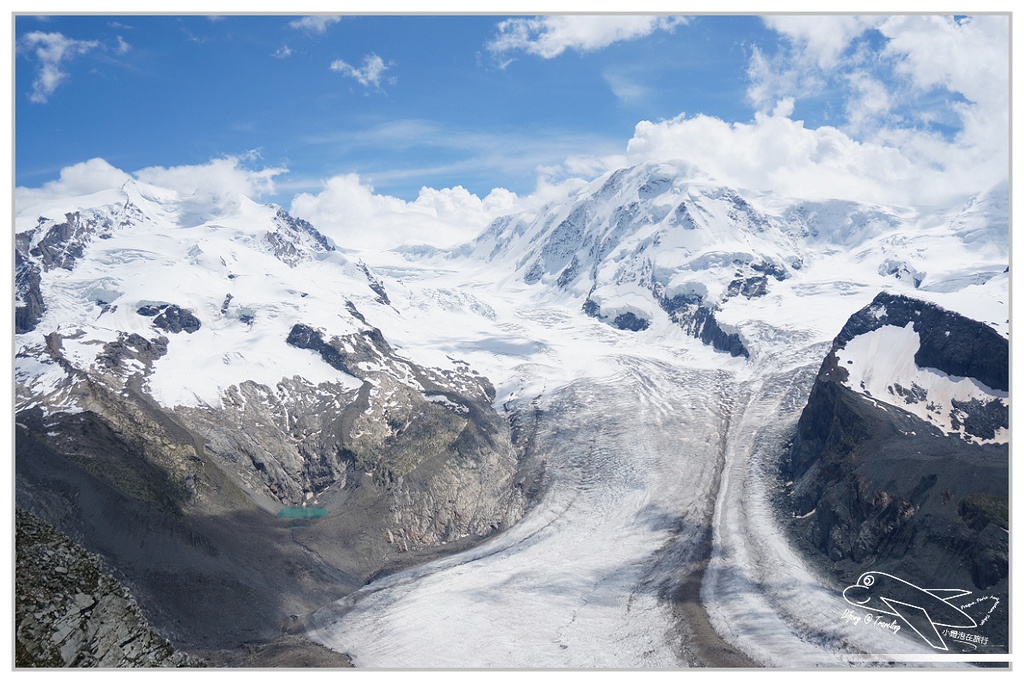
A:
834 323 1008 444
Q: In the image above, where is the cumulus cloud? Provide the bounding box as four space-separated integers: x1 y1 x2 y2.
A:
843 71 894 135
622 99 1007 208
762 16 880 70
16 156 287 215
273 45 293 59
745 17 884 113
751 15 1007 143
878 14 1008 152
330 53 391 89
487 15 687 61
652 13 1009 208
625 108 907 203
134 156 286 200
19 31 100 103
290 173 518 250
289 16 341 33
15 158 132 210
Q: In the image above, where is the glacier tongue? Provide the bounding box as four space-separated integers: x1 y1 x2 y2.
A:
309 357 733 668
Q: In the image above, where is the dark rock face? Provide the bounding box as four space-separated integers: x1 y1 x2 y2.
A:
585 289 747 351
831 292 1007 391
15 508 200 668
28 212 90 271
612 312 650 331
15 250 45 333
273 207 333 252
97 333 169 371
580 299 649 333
670 201 698 230
751 259 789 280
785 292 1008 651
725 275 768 300
659 293 748 357
286 323 356 376
556 256 581 289
264 208 334 267
152 305 202 334
949 397 1009 441
358 261 391 305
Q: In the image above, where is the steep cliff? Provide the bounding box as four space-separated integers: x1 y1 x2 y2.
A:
785 292 1008 650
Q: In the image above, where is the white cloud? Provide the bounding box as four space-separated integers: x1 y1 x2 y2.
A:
115 36 131 55
290 173 518 250
762 16 879 70
622 102 1006 208
273 45 293 59
19 31 100 103
746 17 883 112
843 71 893 135
877 14 1009 160
330 54 391 89
701 13 1009 208
15 158 132 210
752 15 1008 139
16 156 287 214
487 15 687 60
288 16 341 33
15 158 519 254
603 70 650 104
880 15 1007 108
134 156 285 200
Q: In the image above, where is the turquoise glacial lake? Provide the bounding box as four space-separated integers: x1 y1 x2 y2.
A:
277 506 328 519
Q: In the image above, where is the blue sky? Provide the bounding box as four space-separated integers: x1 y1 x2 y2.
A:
12 10 1012 249
15 14 760 200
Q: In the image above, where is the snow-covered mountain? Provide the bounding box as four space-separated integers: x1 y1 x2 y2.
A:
14 176 526 655
470 160 1007 357
14 160 1009 665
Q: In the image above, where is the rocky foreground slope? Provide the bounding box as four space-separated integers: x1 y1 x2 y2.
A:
15 508 200 667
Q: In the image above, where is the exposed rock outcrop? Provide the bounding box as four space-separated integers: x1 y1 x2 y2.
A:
784 292 1008 651
15 508 201 668
152 305 202 334
659 293 748 357
15 250 45 333
16 298 523 658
